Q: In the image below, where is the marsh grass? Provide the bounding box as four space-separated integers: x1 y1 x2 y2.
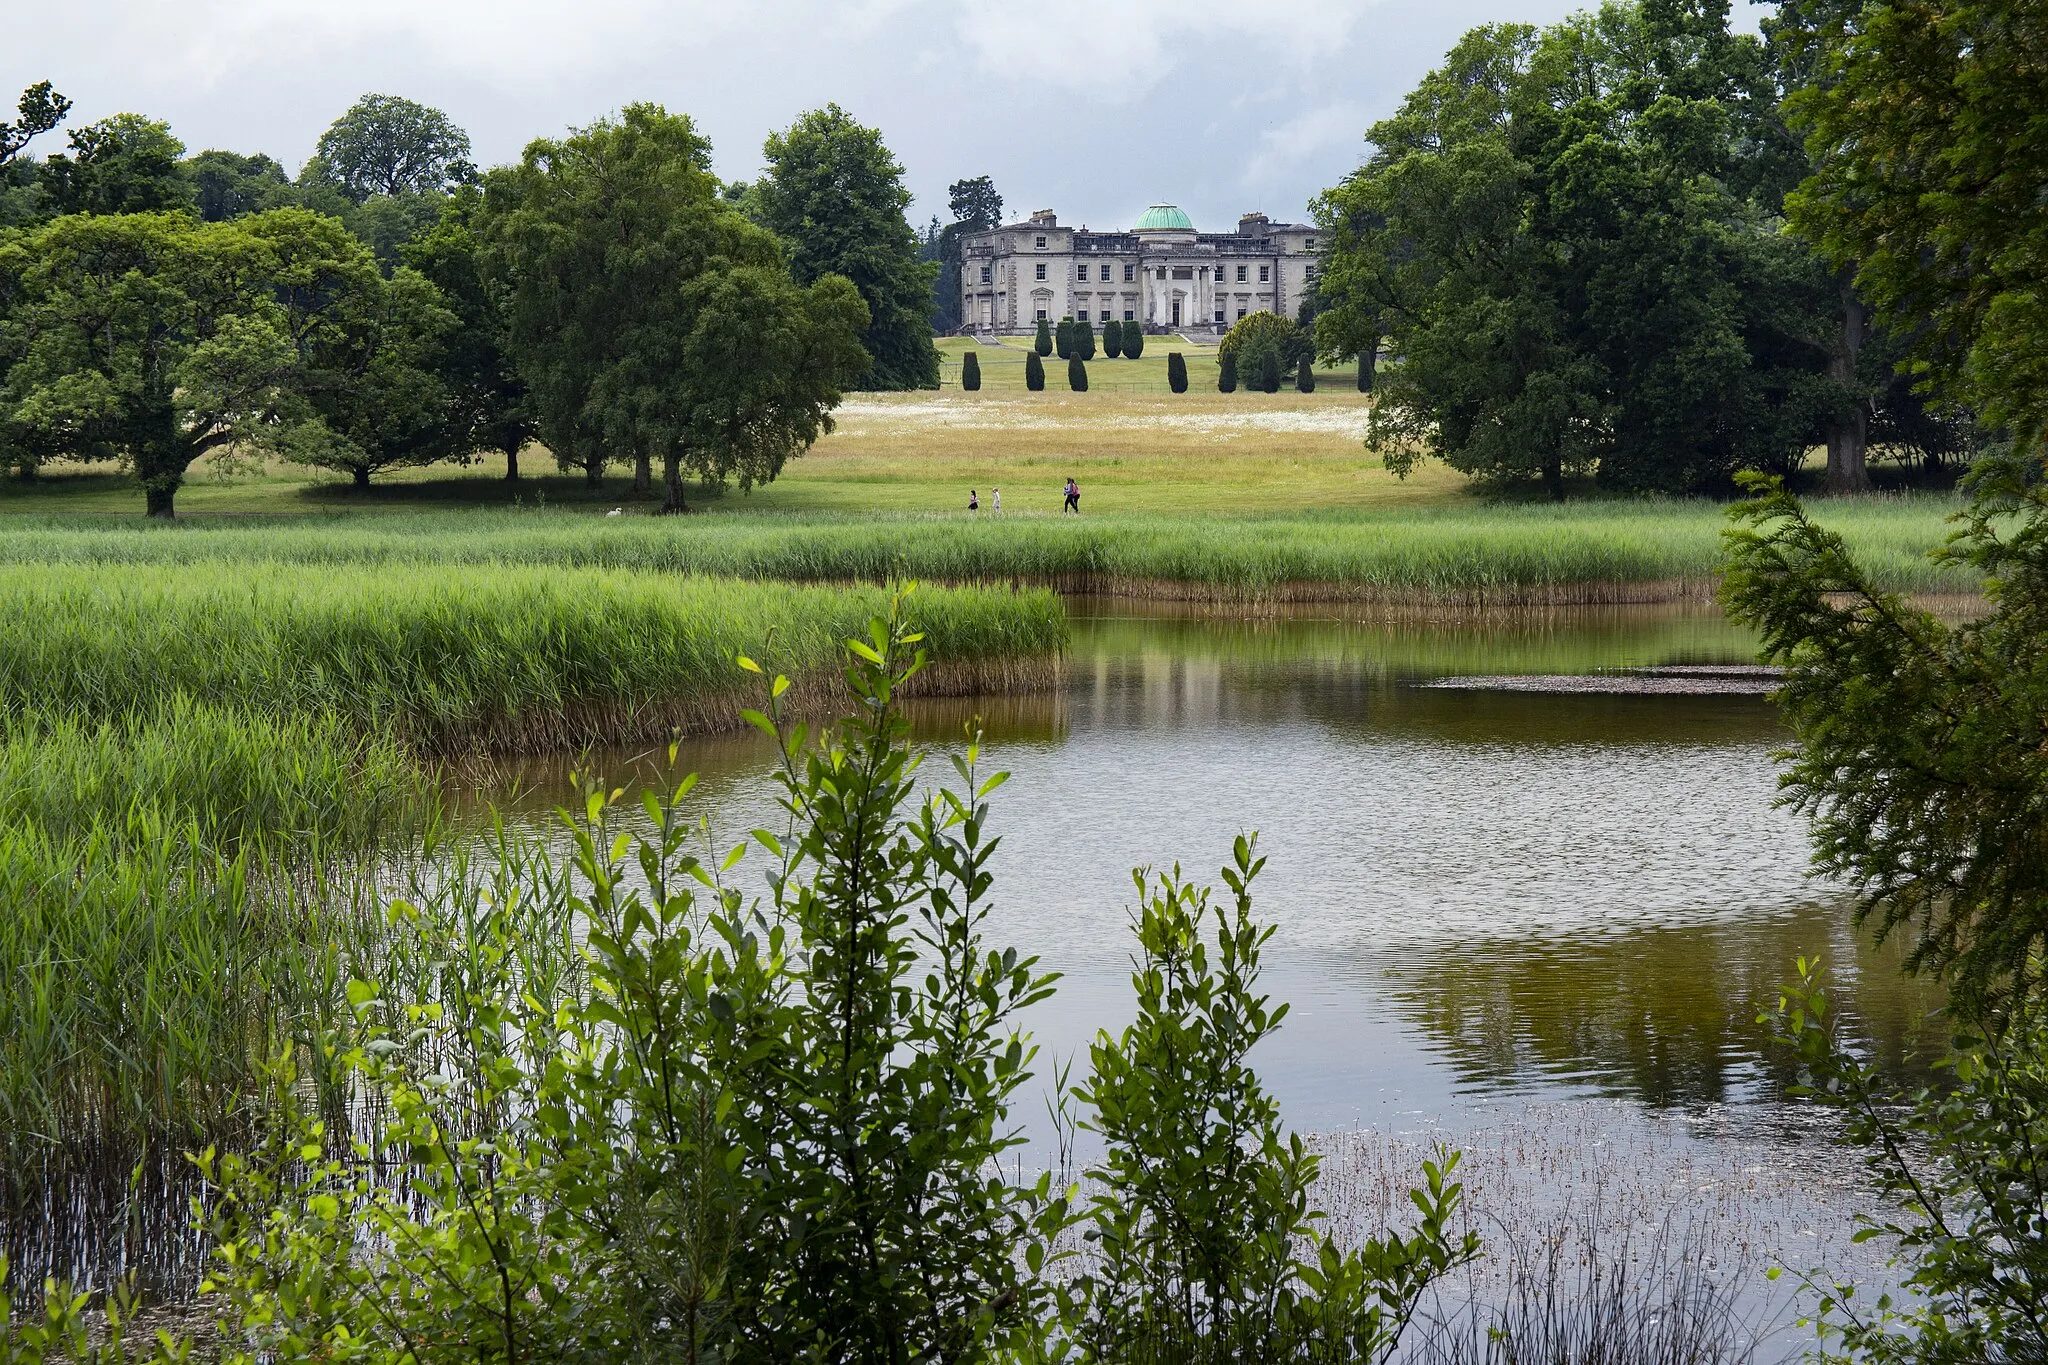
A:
0 497 1973 599
0 564 1067 752
0 700 434 849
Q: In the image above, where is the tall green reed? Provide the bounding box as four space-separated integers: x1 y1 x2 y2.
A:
0 497 1976 596
0 565 1067 750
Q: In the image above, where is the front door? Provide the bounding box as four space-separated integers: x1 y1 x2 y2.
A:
1171 297 1182 326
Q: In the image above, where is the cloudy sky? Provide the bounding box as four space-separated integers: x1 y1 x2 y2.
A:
12 0 1764 231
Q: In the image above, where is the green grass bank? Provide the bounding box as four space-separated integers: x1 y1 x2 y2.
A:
0 497 1973 600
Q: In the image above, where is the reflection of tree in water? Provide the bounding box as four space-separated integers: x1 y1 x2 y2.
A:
1388 902 1947 1108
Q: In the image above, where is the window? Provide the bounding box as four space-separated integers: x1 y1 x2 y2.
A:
1214 310 1225 324
1036 308 1048 320
979 265 992 284
1124 310 1135 321
1156 267 1167 279
1099 263 1111 281
1305 237 1317 250
1235 265 1247 283
1123 264 1135 281
1035 263 1046 280
1171 266 1193 280
1259 265 1270 282
1237 307 1247 320
1035 235 1047 248
1100 310 1112 322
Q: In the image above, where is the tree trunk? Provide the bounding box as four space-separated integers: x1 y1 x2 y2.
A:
1543 455 1564 502
584 458 603 490
145 484 177 519
353 465 371 491
660 449 689 515
14 461 35 483
1825 281 1872 493
1358 339 1378 394
503 444 520 481
633 448 651 496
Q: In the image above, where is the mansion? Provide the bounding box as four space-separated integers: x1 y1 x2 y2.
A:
958 205 1318 336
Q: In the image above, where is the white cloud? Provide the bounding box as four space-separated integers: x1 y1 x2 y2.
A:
949 0 1371 96
1242 100 1368 189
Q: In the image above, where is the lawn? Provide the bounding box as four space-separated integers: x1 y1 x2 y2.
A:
0 382 1448 519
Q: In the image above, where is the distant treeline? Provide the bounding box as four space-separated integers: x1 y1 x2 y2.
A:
0 91 956 515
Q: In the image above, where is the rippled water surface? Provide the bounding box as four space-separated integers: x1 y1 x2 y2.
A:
487 600 1945 1349
495 600 1940 1119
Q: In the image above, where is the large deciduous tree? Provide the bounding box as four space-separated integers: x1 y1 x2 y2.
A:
481 103 868 511
757 104 939 390
312 94 475 203
0 209 362 516
1773 0 2048 457
182 150 292 222
1316 2 1849 499
403 187 535 479
40 114 193 217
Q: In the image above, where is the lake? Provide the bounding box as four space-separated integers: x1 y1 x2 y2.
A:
487 599 1940 1353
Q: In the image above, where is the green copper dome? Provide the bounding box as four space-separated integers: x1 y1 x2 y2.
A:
1133 204 1194 232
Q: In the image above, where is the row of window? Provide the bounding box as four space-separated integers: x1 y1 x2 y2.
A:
1030 307 1255 324
976 261 1277 287
1022 233 1316 251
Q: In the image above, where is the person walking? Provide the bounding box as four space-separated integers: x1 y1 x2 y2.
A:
1062 477 1080 514
969 488 979 511
991 487 1001 514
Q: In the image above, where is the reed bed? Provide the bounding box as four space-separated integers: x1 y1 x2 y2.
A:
0 825 357 1293
0 497 1973 598
0 564 1067 752
0 699 434 850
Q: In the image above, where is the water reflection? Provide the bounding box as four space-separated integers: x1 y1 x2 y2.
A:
472 601 1942 1120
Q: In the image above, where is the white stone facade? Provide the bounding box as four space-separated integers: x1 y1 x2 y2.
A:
958 205 1318 336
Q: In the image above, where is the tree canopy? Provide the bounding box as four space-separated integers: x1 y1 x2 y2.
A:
1317 1 1850 498
0 208 369 515
312 94 475 203
757 104 938 390
481 103 867 510
41 114 193 217
402 187 535 476
1774 0 2048 453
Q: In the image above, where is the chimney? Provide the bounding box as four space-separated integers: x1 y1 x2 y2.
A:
1029 209 1058 227
1238 211 1270 235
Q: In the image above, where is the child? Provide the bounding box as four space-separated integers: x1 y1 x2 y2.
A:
991 487 1001 514
969 488 979 511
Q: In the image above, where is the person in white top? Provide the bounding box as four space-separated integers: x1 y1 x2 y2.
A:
991 487 1001 514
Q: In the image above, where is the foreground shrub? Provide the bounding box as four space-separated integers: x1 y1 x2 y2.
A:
1026 350 1046 390
1123 326 1144 360
1770 962 2048 1364
199 605 1068 1362
178 606 1470 1364
962 350 981 390
1069 354 1088 392
1057 318 1073 359
1167 351 1188 393
1036 317 1053 355
1104 318 1123 358
1218 352 1238 393
1057 838 1479 1361
1298 355 1317 393
1075 318 1096 361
